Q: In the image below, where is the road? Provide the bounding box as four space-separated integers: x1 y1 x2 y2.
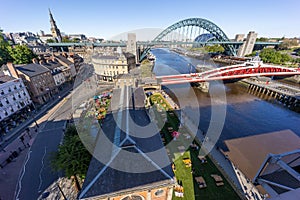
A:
14 63 113 200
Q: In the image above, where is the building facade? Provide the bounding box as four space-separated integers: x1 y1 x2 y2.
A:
92 52 136 81
54 54 77 80
0 74 32 134
41 59 66 87
5 62 57 104
237 31 258 57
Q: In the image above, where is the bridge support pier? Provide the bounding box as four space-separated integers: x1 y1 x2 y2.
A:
198 82 209 93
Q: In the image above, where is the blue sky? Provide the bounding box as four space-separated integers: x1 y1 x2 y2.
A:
1 0 299 39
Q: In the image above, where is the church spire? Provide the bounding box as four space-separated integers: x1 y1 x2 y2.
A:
49 8 62 42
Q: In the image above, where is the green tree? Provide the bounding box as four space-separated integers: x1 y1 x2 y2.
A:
8 45 36 64
72 38 80 43
204 44 225 53
62 36 72 43
0 28 12 65
51 125 92 191
259 48 292 64
256 37 268 42
46 38 55 43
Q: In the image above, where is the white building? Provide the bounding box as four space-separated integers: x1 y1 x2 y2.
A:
92 52 135 81
0 74 32 126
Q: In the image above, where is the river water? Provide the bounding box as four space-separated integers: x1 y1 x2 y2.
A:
152 48 300 149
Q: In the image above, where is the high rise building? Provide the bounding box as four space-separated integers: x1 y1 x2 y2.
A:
127 33 138 62
237 31 258 57
49 9 62 42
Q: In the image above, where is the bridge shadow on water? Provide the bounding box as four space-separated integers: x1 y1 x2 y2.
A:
162 82 300 151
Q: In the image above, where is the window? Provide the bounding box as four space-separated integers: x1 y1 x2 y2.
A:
155 189 164 196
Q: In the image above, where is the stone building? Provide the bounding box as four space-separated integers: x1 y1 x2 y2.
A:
5 62 57 104
54 54 77 81
0 73 32 134
92 52 136 82
41 59 66 88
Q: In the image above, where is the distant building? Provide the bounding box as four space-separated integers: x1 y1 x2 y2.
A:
0 73 32 133
68 34 87 41
68 53 84 72
237 31 258 57
39 34 54 43
5 61 57 104
92 52 136 82
127 33 138 62
49 9 62 42
234 34 245 42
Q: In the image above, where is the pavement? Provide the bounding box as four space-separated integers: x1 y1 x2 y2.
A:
0 83 73 200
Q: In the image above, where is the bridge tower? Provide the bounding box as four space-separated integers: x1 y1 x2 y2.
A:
49 9 62 43
126 33 138 63
237 31 257 57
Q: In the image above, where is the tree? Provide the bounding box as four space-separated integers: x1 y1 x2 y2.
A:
8 45 36 64
46 38 55 43
51 125 92 191
204 44 225 53
62 36 72 43
0 28 12 65
259 48 292 64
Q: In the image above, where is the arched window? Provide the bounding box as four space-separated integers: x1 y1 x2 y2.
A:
120 194 144 200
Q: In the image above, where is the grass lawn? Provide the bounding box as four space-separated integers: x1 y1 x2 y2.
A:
173 151 195 200
150 93 240 200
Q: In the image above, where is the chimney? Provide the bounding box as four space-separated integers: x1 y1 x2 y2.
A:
6 62 19 78
32 58 38 64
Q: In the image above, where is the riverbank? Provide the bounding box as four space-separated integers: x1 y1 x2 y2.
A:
149 91 241 200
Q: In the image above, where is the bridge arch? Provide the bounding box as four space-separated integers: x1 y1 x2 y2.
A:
140 18 236 61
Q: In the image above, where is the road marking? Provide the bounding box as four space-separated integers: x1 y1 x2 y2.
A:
38 146 47 192
15 150 32 200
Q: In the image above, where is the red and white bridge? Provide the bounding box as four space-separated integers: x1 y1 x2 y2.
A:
156 62 300 85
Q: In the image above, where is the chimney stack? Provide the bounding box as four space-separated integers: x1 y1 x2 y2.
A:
32 58 38 64
6 62 19 78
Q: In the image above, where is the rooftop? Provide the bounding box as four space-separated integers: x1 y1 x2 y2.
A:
223 130 300 181
79 86 174 199
15 63 50 77
55 55 73 66
0 74 16 84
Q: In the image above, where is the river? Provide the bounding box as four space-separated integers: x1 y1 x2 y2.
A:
152 48 300 149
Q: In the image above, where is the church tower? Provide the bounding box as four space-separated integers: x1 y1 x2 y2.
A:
49 9 62 42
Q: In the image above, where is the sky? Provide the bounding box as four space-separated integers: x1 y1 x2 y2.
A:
1 0 299 40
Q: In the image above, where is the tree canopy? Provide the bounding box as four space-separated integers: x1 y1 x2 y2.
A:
8 45 36 64
0 28 36 65
51 125 92 190
0 29 12 65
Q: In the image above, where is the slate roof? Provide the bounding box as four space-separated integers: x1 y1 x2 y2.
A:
79 86 174 199
55 55 73 66
42 60 62 70
0 75 16 84
15 63 50 77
